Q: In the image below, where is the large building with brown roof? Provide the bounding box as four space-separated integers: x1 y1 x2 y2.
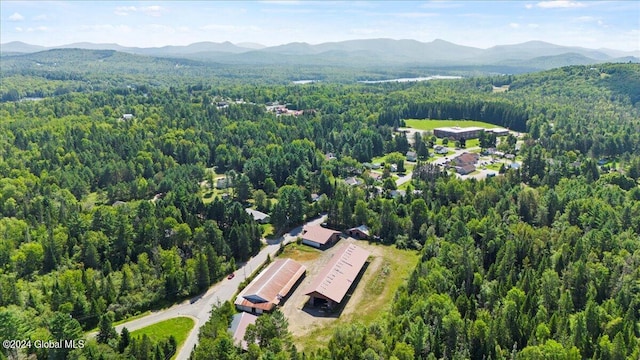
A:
434 126 484 140
304 243 370 308
235 258 306 314
301 225 341 249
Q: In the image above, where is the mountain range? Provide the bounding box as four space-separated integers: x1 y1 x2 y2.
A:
1 39 638 70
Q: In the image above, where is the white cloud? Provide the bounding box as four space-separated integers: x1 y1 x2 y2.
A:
525 4 534 9
259 1 301 4
535 1 586 9
9 12 25 21
260 8 313 14
15 27 23 32
114 5 164 17
33 14 49 21
528 23 540 28
510 23 521 28
420 1 463 9
80 24 130 32
115 6 137 16
392 12 440 18
574 16 595 22
200 24 261 33
140 6 164 17
349 28 380 36
26 26 50 32
146 24 176 33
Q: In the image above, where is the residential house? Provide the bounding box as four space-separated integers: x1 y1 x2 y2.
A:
456 164 476 175
434 145 448 155
325 153 337 161
346 225 370 239
245 208 270 224
216 178 232 189
389 189 406 198
406 151 417 162
453 152 480 167
344 177 362 186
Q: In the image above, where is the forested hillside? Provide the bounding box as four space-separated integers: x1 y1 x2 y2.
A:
0 61 639 359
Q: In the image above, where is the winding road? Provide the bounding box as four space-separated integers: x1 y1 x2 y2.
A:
100 215 326 360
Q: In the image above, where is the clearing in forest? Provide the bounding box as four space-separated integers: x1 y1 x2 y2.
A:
404 119 499 130
279 237 419 353
129 316 195 357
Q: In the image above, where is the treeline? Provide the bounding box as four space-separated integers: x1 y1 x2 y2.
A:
378 99 529 132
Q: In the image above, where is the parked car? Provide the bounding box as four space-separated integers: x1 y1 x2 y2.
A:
227 273 235 280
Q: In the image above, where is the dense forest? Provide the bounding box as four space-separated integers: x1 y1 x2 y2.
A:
0 55 639 359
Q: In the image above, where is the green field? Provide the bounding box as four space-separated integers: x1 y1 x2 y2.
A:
486 163 503 171
279 242 322 262
262 223 275 238
405 119 499 130
130 317 195 358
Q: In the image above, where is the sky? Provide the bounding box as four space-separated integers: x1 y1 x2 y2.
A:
1 1 639 51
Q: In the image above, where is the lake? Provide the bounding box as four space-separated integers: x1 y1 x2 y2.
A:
358 75 462 84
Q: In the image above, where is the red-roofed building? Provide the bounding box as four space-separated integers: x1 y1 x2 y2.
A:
305 244 370 309
453 152 480 166
229 312 258 350
301 225 341 250
235 258 306 314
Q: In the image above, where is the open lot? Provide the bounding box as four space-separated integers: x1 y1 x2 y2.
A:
130 317 195 359
278 237 419 352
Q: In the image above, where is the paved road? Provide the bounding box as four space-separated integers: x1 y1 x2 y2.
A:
395 171 413 187
102 215 326 360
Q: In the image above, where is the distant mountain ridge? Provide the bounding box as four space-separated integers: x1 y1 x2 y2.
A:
2 39 638 70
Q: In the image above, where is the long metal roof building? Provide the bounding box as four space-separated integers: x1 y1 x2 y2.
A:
235 258 306 314
304 243 370 305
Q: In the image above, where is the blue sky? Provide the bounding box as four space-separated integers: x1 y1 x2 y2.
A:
1 1 638 51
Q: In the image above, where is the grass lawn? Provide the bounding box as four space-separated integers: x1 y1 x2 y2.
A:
405 119 499 130
466 139 480 148
130 317 195 359
486 163 502 171
294 245 419 352
279 242 323 262
262 223 275 238
81 191 106 210
371 154 415 173
397 181 412 191
202 188 231 204
371 155 386 164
